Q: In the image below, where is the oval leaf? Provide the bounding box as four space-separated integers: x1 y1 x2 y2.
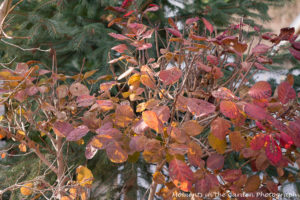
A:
169 159 194 192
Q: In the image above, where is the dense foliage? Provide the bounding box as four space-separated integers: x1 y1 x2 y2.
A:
0 0 300 200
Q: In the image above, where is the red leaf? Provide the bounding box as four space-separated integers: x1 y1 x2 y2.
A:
220 101 239 119
77 95 95 107
248 81 272 99
291 41 300 50
195 178 210 194
212 67 223 79
53 121 74 137
202 17 214 34
277 132 293 149
108 33 129 40
287 120 300 147
137 43 152 50
186 17 199 25
143 4 159 13
121 0 133 8
187 141 203 167
254 62 269 71
159 67 182 85
220 169 242 182
129 135 147 152
207 55 218 65
289 47 300 61
211 87 239 100
66 125 89 141
187 98 216 118
211 117 231 140
250 133 266 151
111 44 128 53
244 103 267 120
124 10 134 17
265 135 282 165
271 27 295 44
251 44 270 55
278 81 296 104
197 62 211 72
169 159 194 192
166 28 182 38
206 154 224 170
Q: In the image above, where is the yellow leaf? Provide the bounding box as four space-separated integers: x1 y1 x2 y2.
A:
17 108 25 115
128 74 140 87
19 143 27 152
136 102 147 112
40 132 46 137
76 139 84 145
0 115 3 121
76 165 93 187
83 70 98 79
0 71 12 78
69 187 77 199
20 183 33 196
122 91 131 98
17 130 25 136
208 132 226 154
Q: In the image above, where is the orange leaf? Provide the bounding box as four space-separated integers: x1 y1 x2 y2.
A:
181 120 203 136
220 101 239 119
142 111 163 133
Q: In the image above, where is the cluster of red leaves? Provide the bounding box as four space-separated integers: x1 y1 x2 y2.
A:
0 0 299 199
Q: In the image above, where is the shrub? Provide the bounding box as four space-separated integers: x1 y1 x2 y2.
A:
0 1 299 199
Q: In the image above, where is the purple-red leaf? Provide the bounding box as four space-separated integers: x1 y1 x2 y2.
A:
186 17 199 25
252 44 270 55
206 154 224 170
77 95 95 107
202 18 214 34
278 81 296 104
111 44 128 53
244 103 267 120
211 87 239 100
109 33 129 40
166 28 182 38
143 4 159 13
169 159 194 192
248 81 272 99
187 98 216 118
254 62 269 71
265 135 282 165
250 133 266 151
67 125 89 141
211 117 231 140
289 47 300 61
53 121 74 137
159 67 182 85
